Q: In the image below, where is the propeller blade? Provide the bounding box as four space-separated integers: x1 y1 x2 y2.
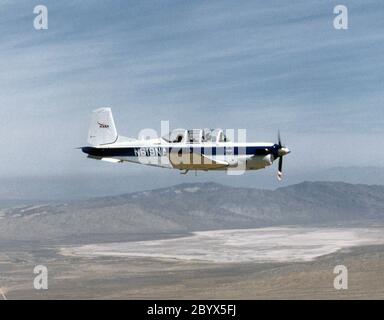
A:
276 131 289 181
277 156 283 181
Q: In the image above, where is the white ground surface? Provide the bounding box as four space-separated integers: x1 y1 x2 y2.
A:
61 227 384 263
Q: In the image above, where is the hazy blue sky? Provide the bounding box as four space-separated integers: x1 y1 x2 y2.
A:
0 1 383 194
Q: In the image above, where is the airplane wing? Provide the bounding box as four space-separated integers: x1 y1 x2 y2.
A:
169 151 228 170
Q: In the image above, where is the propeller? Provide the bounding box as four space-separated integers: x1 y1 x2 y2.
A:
277 157 283 181
275 130 290 181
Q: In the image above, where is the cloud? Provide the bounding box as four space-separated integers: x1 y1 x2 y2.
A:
0 0 383 179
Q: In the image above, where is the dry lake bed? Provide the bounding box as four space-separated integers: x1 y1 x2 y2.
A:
1 226 384 299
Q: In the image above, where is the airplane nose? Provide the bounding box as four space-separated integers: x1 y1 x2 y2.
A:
278 147 291 156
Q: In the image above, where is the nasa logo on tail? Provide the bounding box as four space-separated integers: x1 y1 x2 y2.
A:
98 122 110 128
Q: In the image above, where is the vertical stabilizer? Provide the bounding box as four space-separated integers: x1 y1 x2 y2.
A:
87 108 118 146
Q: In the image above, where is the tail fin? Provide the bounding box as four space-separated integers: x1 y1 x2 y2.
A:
87 108 118 146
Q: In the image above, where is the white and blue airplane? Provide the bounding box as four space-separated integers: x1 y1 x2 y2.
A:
81 108 291 179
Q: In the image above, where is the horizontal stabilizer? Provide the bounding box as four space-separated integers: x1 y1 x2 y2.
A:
87 155 122 163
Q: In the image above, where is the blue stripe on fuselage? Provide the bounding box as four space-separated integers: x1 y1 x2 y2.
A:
82 145 278 158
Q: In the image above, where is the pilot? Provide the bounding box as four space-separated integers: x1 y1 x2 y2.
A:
203 131 211 142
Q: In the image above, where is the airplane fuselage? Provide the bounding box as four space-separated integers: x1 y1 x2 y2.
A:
81 108 291 176
82 139 280 171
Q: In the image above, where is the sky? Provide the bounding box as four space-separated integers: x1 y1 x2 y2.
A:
0 0 383 197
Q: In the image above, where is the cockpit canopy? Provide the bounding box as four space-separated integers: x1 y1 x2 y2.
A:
162 129 230 143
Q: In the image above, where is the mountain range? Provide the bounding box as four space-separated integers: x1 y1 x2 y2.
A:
0 181 384 241
1 166 384 201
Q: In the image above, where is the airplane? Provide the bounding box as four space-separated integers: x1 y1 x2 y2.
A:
81 108 291 179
